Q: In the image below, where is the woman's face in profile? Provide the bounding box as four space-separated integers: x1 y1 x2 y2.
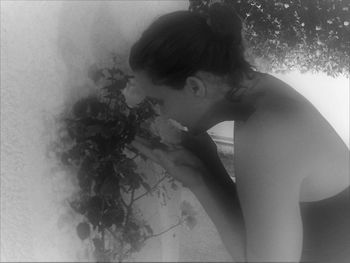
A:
133 71 203 129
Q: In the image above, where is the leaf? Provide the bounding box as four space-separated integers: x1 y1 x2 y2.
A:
73 96 106 119
92 237 104 252
69 200 86 215
88 64 105 83
85 125 103 137
141 181 152 193
78 173 92 191
97 161 115 183
67 144 83 161
101 207 124 228
76 222 90 240
87 196 104 213
131 240 144 252
144 224 153 235
100 176 120 198
107 67 123 77
115 79 128 90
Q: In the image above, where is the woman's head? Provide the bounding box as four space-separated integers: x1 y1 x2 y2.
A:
129 3 254 131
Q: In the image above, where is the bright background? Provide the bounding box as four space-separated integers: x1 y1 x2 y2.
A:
210 72 349 148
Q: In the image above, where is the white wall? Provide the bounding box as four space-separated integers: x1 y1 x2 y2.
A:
1 1 189 261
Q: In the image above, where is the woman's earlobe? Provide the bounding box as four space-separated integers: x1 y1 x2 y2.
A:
185 76 207 98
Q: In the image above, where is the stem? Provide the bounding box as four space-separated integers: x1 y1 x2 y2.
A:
119 218 184 261
119 196 127 208
128 188 135 207
123 188 135 228
125 144 149 161
131 153 139 160
119 188 135 262
133 173 168 202
144 218 184 240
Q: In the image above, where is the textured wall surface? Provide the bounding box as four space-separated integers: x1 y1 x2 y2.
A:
1 2 78 261
1 1 176 261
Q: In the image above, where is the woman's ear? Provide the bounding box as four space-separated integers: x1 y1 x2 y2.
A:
184 76 207 98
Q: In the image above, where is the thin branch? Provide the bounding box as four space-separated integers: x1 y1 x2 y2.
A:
119 217 184 261
123 188 135 227
131 153 139 160
125 144 150 162
119 188 135 262
133 173 168 202
119 196 127 209
129 188 135 207
144 218 184 240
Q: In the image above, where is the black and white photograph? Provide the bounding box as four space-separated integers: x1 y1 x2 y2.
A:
1 0 349 262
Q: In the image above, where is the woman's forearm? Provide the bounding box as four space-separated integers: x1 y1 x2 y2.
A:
191 173 247 262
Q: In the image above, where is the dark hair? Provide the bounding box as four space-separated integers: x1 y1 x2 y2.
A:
129 3 254 90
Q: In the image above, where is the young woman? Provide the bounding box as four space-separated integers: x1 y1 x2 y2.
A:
129 3 350 262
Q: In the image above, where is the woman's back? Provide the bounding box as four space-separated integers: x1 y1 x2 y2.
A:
235 73 349 200
234 73 350 262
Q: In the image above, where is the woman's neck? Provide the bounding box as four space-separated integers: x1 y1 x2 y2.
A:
190 72 267 134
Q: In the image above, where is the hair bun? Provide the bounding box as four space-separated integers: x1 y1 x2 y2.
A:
207 2 242 44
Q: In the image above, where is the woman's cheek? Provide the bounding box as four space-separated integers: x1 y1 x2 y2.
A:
170 108 187 125
160 105 174 119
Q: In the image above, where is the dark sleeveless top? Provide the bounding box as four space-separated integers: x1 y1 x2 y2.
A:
300 186 350 263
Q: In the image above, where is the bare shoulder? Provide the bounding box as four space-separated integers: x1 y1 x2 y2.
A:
235 74 349 198
244 73 347 156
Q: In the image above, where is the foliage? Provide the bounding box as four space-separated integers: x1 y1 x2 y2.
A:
189 0 349 77
52 54 197 262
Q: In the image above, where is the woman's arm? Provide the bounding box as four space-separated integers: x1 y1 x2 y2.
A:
132 132 247 261
189 125 304 262
233 112 305 262
182 131 248 261
235 163 303 262
191 175 247 262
